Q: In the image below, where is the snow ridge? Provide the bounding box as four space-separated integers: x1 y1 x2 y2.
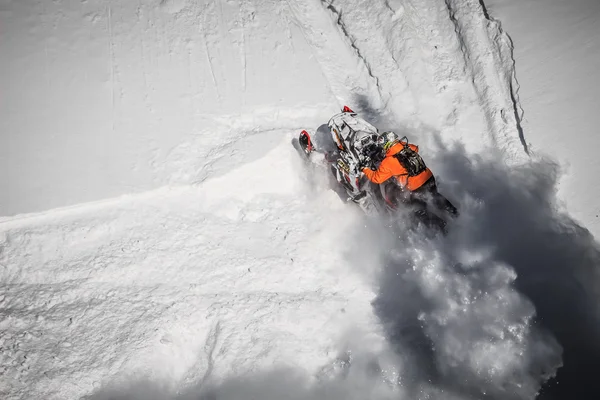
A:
320 0 387 106
444 0 529 159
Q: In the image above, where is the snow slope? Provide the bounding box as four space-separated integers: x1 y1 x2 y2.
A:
483 0 600 397
0 136 383 399
2 0 599 399
0 0 335 215
485 0 600 238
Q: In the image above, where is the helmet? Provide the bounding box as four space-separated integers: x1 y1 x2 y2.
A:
379 131 399 151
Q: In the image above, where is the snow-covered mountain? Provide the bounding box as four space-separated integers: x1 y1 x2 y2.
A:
1 0 599 399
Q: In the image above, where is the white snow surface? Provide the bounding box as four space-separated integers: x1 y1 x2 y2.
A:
486 0 600 238
2 0 600 399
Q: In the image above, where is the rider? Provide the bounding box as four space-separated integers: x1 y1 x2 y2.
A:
360 132 458 217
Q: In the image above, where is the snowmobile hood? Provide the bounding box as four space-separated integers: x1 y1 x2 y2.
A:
328 112 378 143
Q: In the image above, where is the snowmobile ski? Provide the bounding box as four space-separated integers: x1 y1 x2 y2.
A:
298 130 314 157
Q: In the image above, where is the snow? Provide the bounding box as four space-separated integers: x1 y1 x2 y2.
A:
0 0 335 215
1 0 600 399
1 136 380 399
485 0 600 238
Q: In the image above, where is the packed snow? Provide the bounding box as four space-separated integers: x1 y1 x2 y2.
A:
1 0 599 400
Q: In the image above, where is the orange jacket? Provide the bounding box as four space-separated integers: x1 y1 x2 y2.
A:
362 142 433 191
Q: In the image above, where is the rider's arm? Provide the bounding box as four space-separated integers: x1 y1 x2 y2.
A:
362 158 395 184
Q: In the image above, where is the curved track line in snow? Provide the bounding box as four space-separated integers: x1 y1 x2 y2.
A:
306 0 528 160
0 0 338 216
444 0 529 158
283 0 384 112
320 0 387 105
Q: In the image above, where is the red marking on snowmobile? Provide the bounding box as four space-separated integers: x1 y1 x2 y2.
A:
383 195 397 210
300 130 314 152
342 106 354 113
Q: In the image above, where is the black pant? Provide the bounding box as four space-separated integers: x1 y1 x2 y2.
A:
383 176 458 217
411 176 458 217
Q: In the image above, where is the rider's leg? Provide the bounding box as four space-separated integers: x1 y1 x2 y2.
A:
419 176 459 217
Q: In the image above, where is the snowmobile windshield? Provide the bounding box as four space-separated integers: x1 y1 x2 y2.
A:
352 131 383 165
352 131 377 152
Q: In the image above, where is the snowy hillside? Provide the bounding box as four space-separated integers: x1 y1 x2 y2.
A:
487 0 600 239
1 0 600 399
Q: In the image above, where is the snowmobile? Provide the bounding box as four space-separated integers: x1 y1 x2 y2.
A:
293 106 449 235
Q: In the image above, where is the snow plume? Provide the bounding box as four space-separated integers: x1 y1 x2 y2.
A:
333 135 600 398
371 141 600 399
431 145 600 399
372 227 561 399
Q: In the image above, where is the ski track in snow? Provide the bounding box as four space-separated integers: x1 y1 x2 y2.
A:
0 0 575 399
